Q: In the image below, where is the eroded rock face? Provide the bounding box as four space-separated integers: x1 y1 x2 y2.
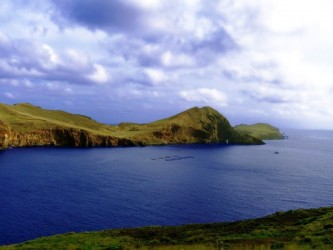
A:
0 121 10 149
0 126 139 149
0 104 264 150
50 128 138 147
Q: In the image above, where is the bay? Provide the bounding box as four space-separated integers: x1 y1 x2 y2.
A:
0 129 333 245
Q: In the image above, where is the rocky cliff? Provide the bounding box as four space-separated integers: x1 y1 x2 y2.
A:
0 127 137 149
0 121 10 149
0 103 264 150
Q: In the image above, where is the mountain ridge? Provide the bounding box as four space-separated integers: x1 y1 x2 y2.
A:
0 103 264 149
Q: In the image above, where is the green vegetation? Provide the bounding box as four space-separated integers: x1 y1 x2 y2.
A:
2 206 333 249
0 103 264 149
0 103 115 135
234 123 283 140
126 106 263 145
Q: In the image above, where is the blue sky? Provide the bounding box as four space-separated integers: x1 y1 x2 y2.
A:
0 0 333 129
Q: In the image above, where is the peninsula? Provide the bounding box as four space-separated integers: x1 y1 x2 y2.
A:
0 103 268 150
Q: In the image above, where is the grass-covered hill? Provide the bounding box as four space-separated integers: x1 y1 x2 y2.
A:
0 103 263 149
119 106 263 145
0 103 114 134
1 206 333 249
0 103 137 149
234 123 283 140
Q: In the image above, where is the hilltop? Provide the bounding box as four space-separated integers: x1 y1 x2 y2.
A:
234 123 283 140
119 106 263 145
0 103 263 150
1 206 333 249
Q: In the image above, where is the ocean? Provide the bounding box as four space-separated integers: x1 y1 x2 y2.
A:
0 129 333 245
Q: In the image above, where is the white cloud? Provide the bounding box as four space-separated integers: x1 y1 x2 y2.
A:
87 64 109 84
213 0 333 127
180 88 228 106
65 49 89 67
128 0 162 10
4 92 15 99
144 68 167 84
194 17 214 40
254 0 333 34
161 51 194 67
42 44 60 68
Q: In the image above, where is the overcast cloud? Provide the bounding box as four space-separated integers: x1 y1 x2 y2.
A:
0 0 332 128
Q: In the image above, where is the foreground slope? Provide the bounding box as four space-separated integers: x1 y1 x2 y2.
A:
0 103 263 149
2 206 333 249
234 123 283 140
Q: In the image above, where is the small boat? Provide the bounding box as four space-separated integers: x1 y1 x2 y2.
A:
274 151 279 154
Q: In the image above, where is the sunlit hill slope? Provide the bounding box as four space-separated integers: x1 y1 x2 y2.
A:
2 206 333 249
0 103 264 149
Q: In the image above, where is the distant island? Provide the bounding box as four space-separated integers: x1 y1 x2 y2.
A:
0 103 283 150
234 123 283 140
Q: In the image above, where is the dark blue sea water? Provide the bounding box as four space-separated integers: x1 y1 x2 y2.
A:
1 129 333 245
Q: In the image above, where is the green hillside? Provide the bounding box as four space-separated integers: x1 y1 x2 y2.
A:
234 123 283 140
0 103 115 135
0 103 263 149
2 206 333 249
124 107 263 145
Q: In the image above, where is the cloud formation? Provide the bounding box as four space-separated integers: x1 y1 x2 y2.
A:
51 0 143 33
0 0 332 128
180 88 228 107
0 31 110 86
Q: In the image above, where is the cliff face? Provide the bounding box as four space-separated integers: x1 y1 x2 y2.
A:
50 128 137 147
0 127 138 150
0 121 10 149
0 103 142 150
0 103 264 150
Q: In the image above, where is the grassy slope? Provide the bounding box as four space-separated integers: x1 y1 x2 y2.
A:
234 123 283 140
115 106 227 132
124 106 234 144
0 103 157 139
0 104 263 144
120 107 263 145
0 103 115 135
2 206 333 249
0 104 214 136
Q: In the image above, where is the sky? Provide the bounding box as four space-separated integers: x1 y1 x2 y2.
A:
0 0 333 129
